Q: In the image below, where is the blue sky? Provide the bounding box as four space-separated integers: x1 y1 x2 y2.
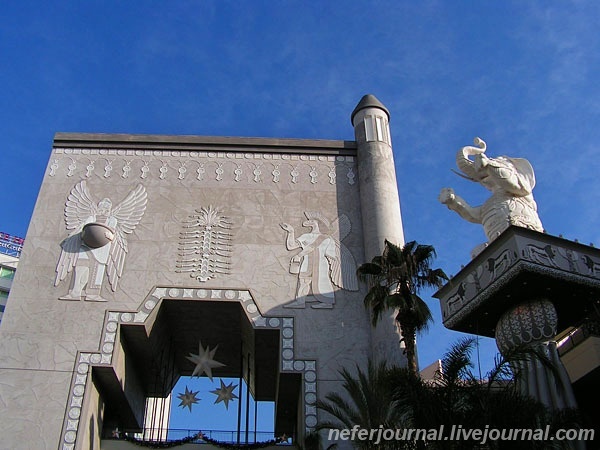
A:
168 376 275 438
2 0 600 431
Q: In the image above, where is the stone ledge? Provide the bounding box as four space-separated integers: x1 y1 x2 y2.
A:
54 133 357 155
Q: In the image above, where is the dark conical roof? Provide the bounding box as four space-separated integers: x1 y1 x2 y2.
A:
351 94 390 124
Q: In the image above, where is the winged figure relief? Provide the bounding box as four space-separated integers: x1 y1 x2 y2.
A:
55 181 147 301
280 212 358 309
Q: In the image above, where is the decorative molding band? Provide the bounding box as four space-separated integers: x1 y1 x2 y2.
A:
442 242 600 327
54 148 356 161
49 151 357 186
59 287 318 449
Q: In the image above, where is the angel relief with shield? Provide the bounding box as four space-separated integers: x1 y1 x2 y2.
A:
55 181 147 302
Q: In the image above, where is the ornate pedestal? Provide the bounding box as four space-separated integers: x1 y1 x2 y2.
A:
435 226 600 338
435 226 600 414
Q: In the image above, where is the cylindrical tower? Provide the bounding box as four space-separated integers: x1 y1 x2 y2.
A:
352 94 406 365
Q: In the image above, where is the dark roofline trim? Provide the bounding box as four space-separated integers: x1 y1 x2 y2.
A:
53 133 357 156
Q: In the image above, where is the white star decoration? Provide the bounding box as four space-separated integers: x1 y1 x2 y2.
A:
177 386 200 412
210 379 239 410
186 341 226 381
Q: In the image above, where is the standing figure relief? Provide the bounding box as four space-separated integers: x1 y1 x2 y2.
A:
55 180 147 301
439 137 543 257
280 212 358 309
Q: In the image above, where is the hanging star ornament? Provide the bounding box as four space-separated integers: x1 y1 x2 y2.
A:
177 386 200 412
210 379 239 410
186 341 226 381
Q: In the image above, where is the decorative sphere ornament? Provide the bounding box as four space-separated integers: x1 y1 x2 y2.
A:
81 223 115 248
495 299 557 354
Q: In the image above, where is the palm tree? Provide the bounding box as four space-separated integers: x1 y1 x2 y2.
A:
392 338 582 449
317 340 582 450
316 360 406 449
357 240 448 376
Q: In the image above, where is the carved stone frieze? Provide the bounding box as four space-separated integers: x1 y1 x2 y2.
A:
435 226 600 336
444 247 519 320
49 148 357 186
50 159 59 176
281 212 358 309
176 206 233 282
121 160 132 178
103 159 113 178
54 181 148 302
67 158 76 177
86 159 96 178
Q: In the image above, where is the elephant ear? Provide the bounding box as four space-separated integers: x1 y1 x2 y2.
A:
509 157 536 190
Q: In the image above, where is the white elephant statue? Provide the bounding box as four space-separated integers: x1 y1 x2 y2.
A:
439 137 543 257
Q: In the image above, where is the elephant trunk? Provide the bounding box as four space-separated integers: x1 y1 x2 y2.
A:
455 137 487 181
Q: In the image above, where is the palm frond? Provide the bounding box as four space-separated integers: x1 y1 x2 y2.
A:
486 343 561 387
383 239 405 265
363 285 389 326
440 337 475 385
317 360 401 432
409 294 434 333
316 394 357 428
356 262 383 277
416 267 449 290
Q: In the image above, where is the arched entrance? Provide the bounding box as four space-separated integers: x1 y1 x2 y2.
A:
58 287 318 449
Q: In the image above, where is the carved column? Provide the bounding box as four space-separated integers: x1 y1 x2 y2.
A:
352 94 406 365
495 299 577 410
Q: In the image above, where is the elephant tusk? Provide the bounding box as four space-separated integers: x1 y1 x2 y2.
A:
451 168 477 181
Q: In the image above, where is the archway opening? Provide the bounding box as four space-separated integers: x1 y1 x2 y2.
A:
96 298 300 444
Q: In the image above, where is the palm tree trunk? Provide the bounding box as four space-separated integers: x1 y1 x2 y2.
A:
402 326 418 377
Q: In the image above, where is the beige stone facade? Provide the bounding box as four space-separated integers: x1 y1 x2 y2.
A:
0 96 407 449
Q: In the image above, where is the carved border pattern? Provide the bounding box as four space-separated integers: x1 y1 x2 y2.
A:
442 239 600 327
59 287 318 449
443 259 600 329
50 149 357 186
443 261 527 329
442 247 518 322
